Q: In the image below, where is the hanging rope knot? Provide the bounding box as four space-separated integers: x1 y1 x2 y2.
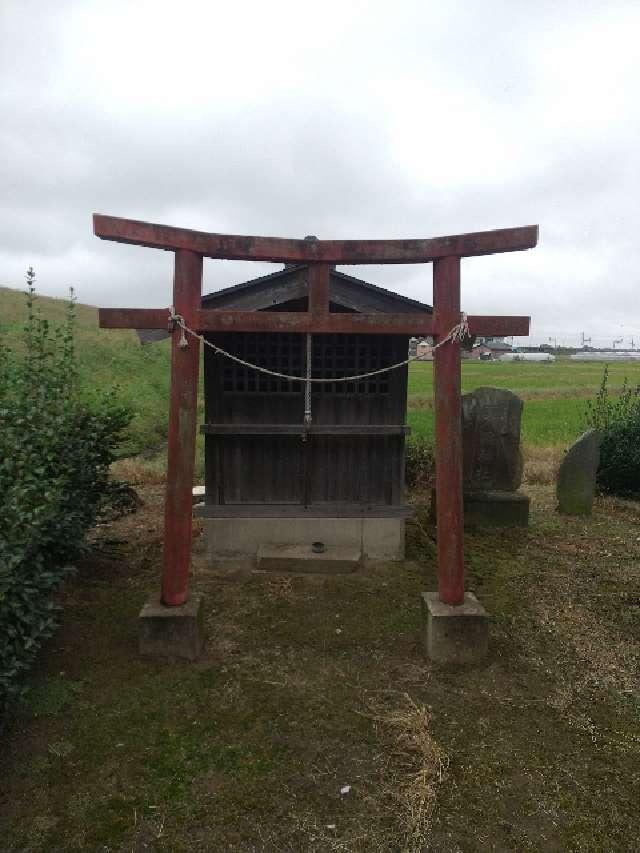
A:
452 311 469 342
432 312 469 350
168 307 189 349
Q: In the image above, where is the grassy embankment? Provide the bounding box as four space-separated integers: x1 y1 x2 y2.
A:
0 286 180 473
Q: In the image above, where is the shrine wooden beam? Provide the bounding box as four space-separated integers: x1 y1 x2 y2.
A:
94 214 538 265
98 307 530 338
99 308 171 330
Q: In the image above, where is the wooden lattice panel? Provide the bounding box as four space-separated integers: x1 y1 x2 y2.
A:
221 333 304 393
311 334 393 394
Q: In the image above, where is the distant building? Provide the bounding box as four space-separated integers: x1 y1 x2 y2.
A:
471 338 513 359
416 338 434 360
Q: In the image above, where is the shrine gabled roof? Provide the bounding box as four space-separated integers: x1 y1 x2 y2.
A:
201 264 432 315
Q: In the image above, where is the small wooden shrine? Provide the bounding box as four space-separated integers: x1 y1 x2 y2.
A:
196 262 432 563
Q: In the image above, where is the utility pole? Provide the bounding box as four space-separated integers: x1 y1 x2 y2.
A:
581 331 592 348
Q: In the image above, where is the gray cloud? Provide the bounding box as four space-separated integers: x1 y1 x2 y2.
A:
1 0 638 347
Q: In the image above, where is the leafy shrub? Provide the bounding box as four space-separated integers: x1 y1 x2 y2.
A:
0 270 131 715
586 366 640 497
405 436 435 492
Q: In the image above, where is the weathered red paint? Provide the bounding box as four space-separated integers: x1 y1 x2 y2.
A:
161 250 202 607
466 315 530 338
98 308 171 329
99 307 530 338
94 214 538 264
308 264 331 317
433 257 465 606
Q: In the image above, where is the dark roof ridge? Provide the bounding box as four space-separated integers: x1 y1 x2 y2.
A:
331 268 429 311
202 264 431 311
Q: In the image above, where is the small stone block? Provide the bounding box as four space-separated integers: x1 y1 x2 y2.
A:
421 591 489 665
139 592 203 661
464 490 530 528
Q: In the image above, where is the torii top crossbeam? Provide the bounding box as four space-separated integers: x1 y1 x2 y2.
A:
94 214 537 609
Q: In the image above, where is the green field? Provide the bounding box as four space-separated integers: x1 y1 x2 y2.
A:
407 359 640 446
3 286 639 455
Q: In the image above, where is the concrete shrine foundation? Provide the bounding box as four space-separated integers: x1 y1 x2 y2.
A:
200 516 405 565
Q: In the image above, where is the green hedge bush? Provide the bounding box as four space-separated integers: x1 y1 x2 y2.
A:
0 271 131 715
586 366 640 497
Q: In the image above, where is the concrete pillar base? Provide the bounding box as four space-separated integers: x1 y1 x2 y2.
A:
420 591 488 664
139 592 203 661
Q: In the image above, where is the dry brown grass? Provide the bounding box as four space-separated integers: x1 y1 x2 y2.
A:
365 692 448 852
111 455 167 485
522 444 564 485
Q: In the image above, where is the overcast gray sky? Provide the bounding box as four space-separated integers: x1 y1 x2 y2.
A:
2 0 638 346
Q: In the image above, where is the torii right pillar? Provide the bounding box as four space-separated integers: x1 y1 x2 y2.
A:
421 256 488 664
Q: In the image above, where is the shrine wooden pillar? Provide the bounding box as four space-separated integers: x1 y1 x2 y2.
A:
162 250 203 606
433 256 465 605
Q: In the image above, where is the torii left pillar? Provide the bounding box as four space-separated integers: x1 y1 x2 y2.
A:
139 249 205 661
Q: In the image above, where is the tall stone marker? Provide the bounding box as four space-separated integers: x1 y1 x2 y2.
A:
461 387 529 527
557 429 600 515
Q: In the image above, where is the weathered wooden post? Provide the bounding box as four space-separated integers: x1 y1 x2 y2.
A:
138 249 205 659
162 249 203 607
433 256 464 605
420 255 489 665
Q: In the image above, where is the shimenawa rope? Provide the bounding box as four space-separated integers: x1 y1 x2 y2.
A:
167 309 469 385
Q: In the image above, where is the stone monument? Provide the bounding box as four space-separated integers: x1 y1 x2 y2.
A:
556 429 600 515
461 387 529 527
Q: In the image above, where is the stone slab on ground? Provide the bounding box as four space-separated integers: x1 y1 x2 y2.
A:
557 429 600 516
139 592 203 661
464 490 530 527
257 543 361 573
431 489 530 528
421 591 489 664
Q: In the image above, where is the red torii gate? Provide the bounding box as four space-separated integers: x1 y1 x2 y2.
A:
94 214 536 614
